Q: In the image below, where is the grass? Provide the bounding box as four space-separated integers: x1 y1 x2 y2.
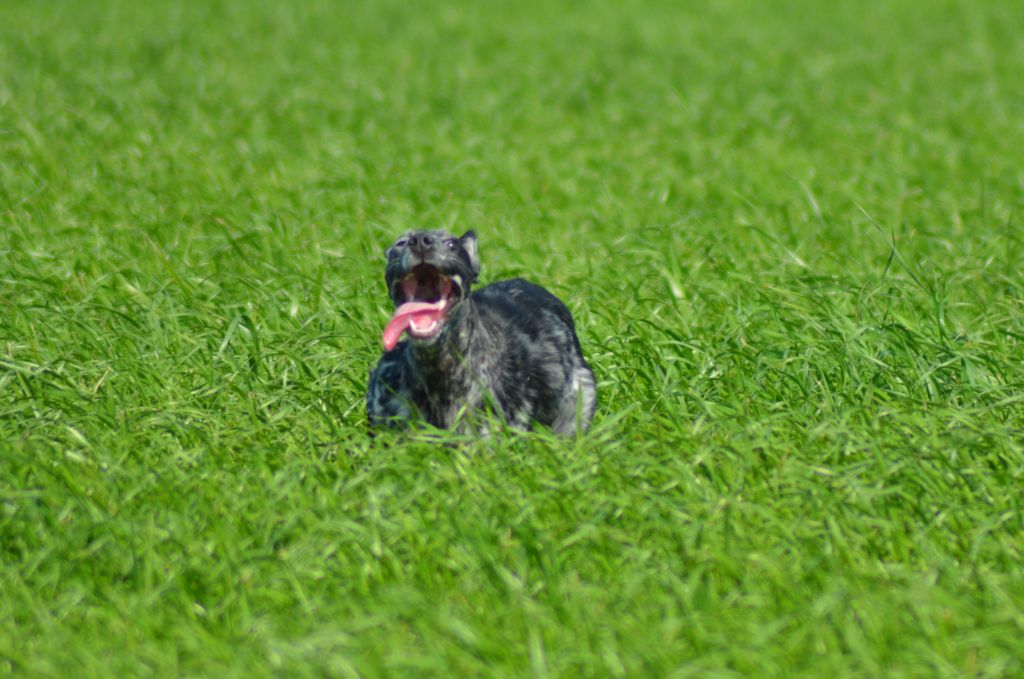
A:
2 0 1023 675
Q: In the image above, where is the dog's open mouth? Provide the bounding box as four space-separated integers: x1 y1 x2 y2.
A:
382 265 464 350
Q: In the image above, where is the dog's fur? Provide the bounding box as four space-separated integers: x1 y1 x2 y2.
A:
366 230 596 435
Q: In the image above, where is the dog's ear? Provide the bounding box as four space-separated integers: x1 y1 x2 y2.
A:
459 230 480 278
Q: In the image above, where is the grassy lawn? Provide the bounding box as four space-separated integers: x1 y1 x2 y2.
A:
2 0 1023 675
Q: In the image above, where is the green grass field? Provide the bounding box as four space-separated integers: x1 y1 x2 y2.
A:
2 0 1023 675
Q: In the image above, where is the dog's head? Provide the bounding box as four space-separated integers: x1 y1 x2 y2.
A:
380 229 480 351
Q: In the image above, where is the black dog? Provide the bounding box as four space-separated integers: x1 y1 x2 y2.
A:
366 230 596 435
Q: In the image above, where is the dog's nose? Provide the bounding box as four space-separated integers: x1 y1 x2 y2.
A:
408 234 433 252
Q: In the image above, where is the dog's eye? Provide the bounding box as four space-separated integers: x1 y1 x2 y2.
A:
445 239 457 250
395 238 408 247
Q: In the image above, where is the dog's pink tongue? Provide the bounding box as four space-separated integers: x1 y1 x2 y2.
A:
382 301 445 351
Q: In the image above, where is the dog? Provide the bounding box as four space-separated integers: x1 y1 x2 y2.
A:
366 229 596 435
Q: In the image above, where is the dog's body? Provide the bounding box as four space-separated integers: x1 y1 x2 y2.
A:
366 230 596 435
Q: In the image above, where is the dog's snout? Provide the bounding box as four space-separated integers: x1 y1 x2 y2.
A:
408 233 434 253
